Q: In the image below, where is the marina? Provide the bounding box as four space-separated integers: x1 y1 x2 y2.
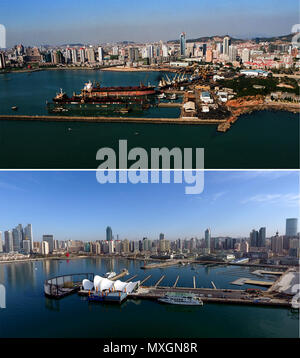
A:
1 257 298 338
43 264 297 309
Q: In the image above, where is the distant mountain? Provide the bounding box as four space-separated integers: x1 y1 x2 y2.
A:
61 43 85 47
252 34 293 42
117 41 135 45
168 34 293 44
167 35 243 44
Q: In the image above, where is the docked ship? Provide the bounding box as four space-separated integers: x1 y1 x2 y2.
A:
157 293 204 306
47 81 157 115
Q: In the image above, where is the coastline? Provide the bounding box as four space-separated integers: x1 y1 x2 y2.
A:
0 66 175 75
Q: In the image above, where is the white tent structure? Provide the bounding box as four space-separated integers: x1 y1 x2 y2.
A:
82 275 140 293
93 275 104 291
82 279 94 291
99 278 114 292
125 281 140 293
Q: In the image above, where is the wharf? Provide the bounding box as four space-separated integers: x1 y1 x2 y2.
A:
231 277 273 287
0 114 226 125
129 286 290 307
157 102 182 107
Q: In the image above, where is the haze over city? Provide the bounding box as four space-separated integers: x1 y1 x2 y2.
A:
1 0 299 47
0 170 298 241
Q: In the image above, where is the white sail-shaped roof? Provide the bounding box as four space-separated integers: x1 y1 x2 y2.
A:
125 281 140 293
99 278 114 292
93 275 105 291
82 279 94 291
113 280 128 292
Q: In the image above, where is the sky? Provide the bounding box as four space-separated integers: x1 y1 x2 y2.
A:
0 170 298 241
0 0 299 47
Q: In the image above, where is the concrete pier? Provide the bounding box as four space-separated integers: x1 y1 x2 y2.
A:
173 276 180 288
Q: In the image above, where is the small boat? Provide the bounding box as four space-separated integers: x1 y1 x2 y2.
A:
157 293 203 306
11 106 18 110
169 93 177 100
157 93 166 99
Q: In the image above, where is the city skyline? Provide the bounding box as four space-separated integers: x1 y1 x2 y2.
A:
1 0 298 47
0 170 298 241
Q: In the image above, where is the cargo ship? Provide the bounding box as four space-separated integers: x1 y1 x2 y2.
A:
47 81 157 115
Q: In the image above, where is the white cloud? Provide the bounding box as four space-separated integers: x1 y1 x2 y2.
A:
241 193 300 207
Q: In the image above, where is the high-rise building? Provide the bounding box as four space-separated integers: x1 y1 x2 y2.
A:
106 226 113 241
241 48 250 63
121 239 130 253
108 240 114 254
258 227 266 247
24 224 33 252
223 36 231 56
250 229 258 247
205 229 211 254
228 45 237 62
23 240 31 254
206 49 213 63
79 48 86 63
86 47 96 63
180 32 186 57
41 241 49 255
4 231 13 253
98 46 104 62
159 233 165 240
12 227 22 252
43 235 54 254
71 48 78 63
286 218 298 237
271 232 283 254
240 240 249 253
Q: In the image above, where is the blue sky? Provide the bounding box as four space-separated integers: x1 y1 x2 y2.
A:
0 170 298 241
0 0 298 46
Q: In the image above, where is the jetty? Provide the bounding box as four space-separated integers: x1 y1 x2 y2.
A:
0 114 226 125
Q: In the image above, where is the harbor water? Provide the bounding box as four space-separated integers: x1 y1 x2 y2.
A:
0 70 299 169
0 257 298 338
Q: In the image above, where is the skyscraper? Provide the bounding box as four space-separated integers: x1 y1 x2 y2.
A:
250 229 258 247
4 231 13 253
223 36 231 56
180 32 186 57
24 224 33 252
106 226 113 241
258 227 266 247
43 235 54 254
12 227 22 252
205 229 211 254
98 46 104 62
228 45 237 62
286 218 298 237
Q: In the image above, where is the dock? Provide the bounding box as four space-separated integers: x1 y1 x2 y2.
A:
155 275 165 287
110 269 129 281
44 273 94 299
231 277 273 287
157 102 182 108
0 114 226 126
128 286 290 307
173 276 180 288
